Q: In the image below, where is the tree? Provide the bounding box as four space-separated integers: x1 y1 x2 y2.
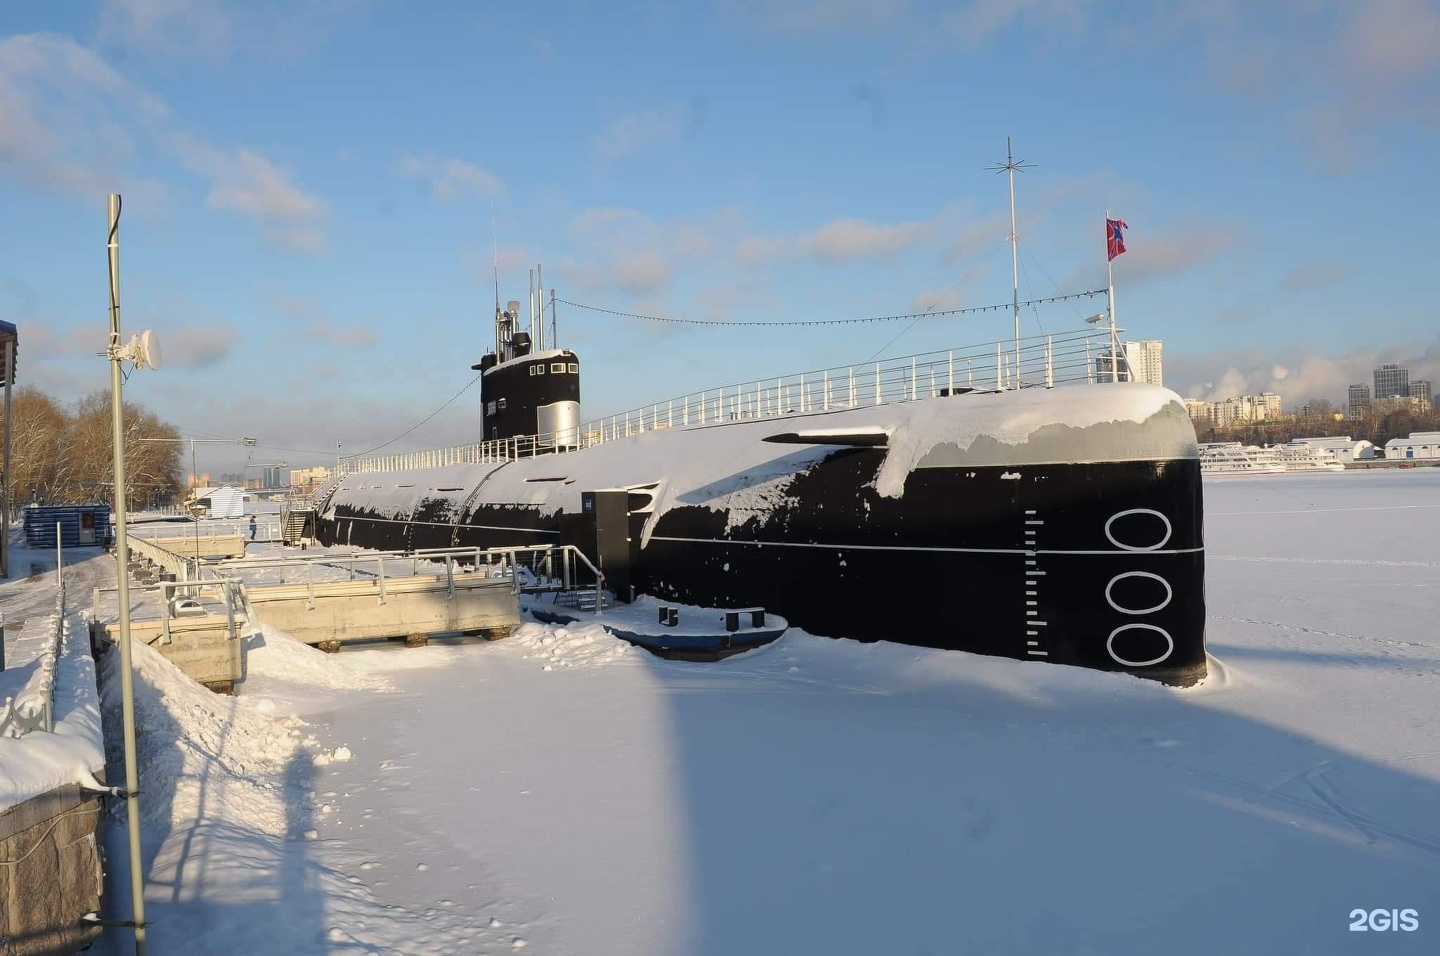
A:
7 387 183 510
9 387 72 505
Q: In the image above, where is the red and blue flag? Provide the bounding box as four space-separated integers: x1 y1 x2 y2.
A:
1107 218 1127 261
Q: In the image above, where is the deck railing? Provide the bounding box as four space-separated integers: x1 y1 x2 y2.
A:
338 326 1122 476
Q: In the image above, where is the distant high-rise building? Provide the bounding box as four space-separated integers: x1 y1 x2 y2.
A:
262 466 282 488
1374 363 1409 400
1123 340 1164 386
1348 383 1371 418
1090 339 1163 385
1411 380 1432 408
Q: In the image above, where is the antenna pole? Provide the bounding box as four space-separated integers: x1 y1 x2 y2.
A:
550 288 558 347
106 192 149 956
988 138 1033 390
536 263 545 350
1106 209 1118 383
1007 138 1019 388
490 199 501 357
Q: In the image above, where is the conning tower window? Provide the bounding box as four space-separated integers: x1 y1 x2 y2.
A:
568 363 579 373
550 362 565 373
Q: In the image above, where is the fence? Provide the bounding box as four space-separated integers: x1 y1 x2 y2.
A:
339 325 1120 475
0 582 65 737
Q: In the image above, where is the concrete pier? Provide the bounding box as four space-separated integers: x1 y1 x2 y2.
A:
0 784 105 956
244 573 521 646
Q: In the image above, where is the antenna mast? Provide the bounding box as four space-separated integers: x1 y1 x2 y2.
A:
491 201 501 356
988 137 1033 389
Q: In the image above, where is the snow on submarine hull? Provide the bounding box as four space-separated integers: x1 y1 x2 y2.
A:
317 383 1206 685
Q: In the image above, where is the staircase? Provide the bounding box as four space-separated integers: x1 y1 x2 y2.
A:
281 507 316 546
554 587 612 612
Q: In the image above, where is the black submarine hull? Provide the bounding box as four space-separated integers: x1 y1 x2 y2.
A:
318 384 1206 684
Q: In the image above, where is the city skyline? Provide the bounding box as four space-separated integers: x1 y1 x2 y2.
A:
6 1 1440 472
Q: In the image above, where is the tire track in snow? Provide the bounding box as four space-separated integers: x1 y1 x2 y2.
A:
1210 613 1434 650
1178 762 1440 863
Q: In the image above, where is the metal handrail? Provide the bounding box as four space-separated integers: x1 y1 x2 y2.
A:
128 538 609 620
0 582 65 737
339 326 1122 475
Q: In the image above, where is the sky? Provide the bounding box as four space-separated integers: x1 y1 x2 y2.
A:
5 0 1440 473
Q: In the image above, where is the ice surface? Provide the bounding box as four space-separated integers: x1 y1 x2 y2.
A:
93 469 1440 954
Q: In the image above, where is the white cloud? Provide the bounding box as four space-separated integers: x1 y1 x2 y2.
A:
97 0 360 61
738 212 942 267
173 137 327 251
1280 261 1348 292
163 323 241 369
0 34 169 203
0 34 327 251
908 288 966 314
397 155 505 202
593 108 684 160
725 0 912 34
1066 221 1241 289
1166 337 1440 409
939 0 1090 49
301 321 376 348
563 206 743 299
99 0 233 58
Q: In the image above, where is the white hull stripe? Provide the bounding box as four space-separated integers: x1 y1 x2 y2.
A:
340 514 561 535
647 535 1203 557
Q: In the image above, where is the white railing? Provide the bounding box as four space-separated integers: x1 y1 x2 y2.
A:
339 326 1121 476
0 582 65 737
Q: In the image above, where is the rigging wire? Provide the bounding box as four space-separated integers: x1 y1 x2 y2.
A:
555 286 1106 329
1022 245 1090 325
865 238 1010 362
345 374 482 459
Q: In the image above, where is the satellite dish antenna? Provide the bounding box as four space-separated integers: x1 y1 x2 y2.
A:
119 330 162 370
137 329 162 370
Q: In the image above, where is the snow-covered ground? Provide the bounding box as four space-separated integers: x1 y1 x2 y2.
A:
95 469 1439 954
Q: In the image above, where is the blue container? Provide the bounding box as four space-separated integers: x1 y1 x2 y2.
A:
22 505 113 549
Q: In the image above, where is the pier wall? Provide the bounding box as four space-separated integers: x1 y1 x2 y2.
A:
0 784 103 956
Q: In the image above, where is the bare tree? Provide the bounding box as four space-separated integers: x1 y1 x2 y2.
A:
10 387 183 510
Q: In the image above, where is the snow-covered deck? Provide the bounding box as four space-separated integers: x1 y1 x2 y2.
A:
340 325 1121 474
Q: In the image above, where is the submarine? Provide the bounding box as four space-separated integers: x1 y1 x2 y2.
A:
315 288 1207 686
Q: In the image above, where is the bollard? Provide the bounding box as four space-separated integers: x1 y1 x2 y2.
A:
724 611 739 632
658 606 670 625
666 608 678 627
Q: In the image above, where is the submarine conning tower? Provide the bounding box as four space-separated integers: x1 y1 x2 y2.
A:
471 296 581 452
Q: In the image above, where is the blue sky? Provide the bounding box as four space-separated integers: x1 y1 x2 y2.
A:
6 0 1439 473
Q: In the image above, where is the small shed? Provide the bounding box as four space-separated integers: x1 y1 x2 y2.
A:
189 485 246 519
22 505 113 548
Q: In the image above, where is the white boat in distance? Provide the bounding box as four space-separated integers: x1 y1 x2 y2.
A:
1200 442 1346 477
